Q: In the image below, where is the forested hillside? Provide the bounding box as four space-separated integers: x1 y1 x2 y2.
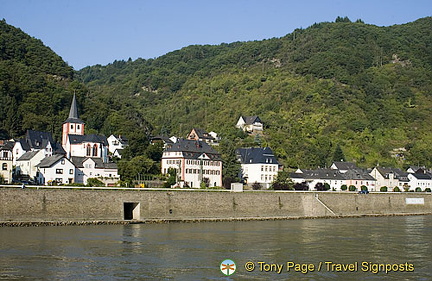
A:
1 17 432 171
77 17 432 169
0 19 76 139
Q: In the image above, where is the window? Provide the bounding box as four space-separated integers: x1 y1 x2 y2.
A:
92 144 98 156
77 125 80 130
56 169 63 174
86 144 91 156
69 169 73 174
2 163 7 170
61 159 65 165
70 125 73 130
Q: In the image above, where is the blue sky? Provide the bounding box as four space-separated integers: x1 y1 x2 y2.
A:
1 0 431 70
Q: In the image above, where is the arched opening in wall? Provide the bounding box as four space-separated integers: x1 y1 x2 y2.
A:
124 202 140 220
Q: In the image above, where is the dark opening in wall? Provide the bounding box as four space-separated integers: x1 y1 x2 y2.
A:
124 202 140 220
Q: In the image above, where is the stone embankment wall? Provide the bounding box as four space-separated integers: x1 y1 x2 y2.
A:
0 188 431 225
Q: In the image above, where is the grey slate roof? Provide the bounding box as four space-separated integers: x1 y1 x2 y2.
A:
236 147 279 165
410 173 432 180
290 169 345 180
241 116 262 125
17 151 39 161
376 167 409 181
164 139 221 160
26 130 54 150
331 161 358 171
36 154 66 168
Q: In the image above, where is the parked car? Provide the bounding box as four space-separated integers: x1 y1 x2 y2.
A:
358 190 369 194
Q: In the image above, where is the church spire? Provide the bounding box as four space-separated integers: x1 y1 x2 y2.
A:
64 93 84 124
68 93 79 119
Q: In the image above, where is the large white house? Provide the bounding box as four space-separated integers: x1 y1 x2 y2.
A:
161 139 222 188
236 147 279 189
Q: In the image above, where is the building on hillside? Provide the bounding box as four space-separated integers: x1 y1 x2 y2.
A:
36 154 75 185
236 116 263 134
187 128 219 145
236 147 279 189
107 135 128 158
161 139 222 188
0 140 14 183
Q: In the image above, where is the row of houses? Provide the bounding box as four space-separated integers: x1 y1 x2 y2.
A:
291 162 432 191
0 95 126 186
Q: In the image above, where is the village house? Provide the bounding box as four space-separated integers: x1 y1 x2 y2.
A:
291 169 346 190
186 128 219 146
236 147 279 189
0 140 14 183
369 167 409 191
236 116 263 134
15 149 46 184
36 154 75 185
107 134 128 158
161 138 222 188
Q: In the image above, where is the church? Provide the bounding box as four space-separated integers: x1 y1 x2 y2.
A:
13 94 119 186
61 94 119 185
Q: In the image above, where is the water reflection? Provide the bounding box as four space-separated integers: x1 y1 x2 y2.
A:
0 216 431 280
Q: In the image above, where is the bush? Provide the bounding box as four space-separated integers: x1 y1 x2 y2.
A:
361 185 368 191
341 184 347 191
86 178 104 187
415 187 422 192
425 188 431 192
393 186 401 192
252 182 262 190
348 185 356 191
380 186 388 192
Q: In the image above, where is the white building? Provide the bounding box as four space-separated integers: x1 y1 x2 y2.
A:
236 116 263 134
236 147 279 189
36 154 76 185
15 150 46 183
71 157 119 186
107 135 128 158
161 139 222 188
407 173 432 191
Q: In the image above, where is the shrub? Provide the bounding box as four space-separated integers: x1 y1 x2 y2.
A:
348 185 356 191
361 185 368 191
252 182 262 190
425 188 431 192
380 186 388 192
86 178 104 187
341 184 347 191
415 187 422 192
393 186 401 192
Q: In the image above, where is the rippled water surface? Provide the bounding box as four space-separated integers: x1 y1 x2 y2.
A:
1 216 431 280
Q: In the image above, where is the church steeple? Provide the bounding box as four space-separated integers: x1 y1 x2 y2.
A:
64 93 84 124
62 93 85 149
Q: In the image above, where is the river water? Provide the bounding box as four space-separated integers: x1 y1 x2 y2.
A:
0 216 431 280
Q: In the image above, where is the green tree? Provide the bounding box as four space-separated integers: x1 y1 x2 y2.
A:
332 144 345 162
